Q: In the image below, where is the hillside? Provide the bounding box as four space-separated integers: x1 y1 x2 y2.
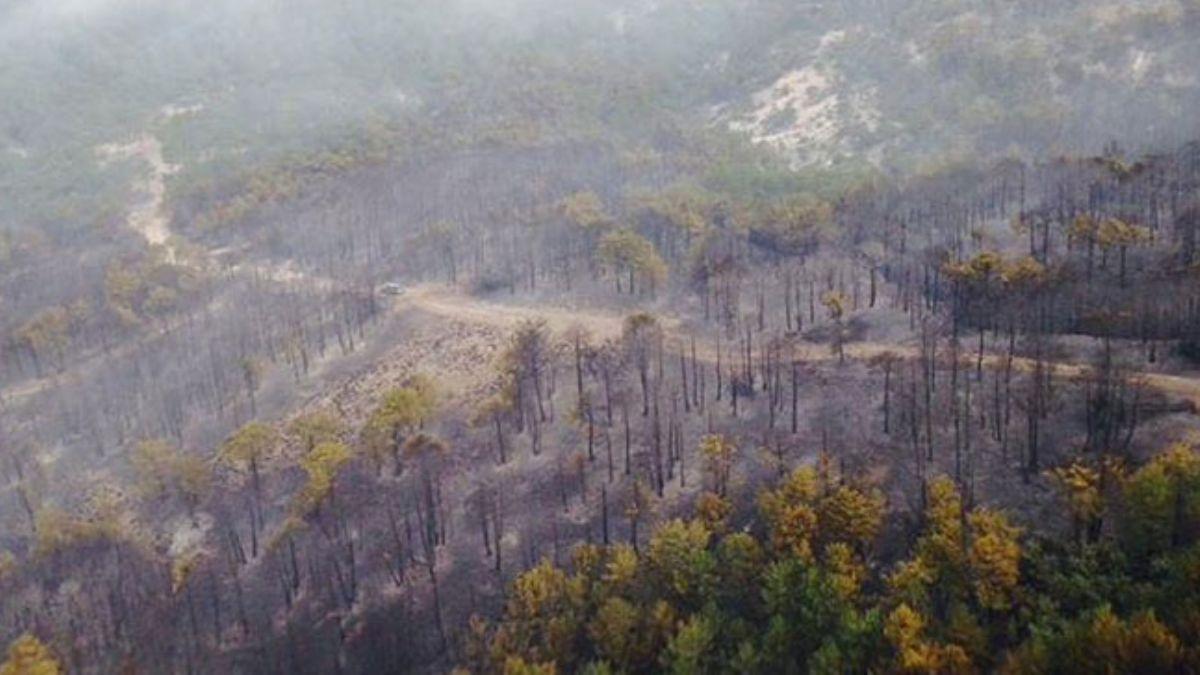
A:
2 2 1200 673
715 0 1200 167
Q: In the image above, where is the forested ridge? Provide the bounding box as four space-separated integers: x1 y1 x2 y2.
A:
3 1 1200 673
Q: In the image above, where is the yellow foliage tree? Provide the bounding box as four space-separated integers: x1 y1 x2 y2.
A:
287 410 346 453
967 510 1022 611
0 550 15 583
824 542 867 601
130 439 211 515
759 466 821 560
1048 457 1124 545
0 634 61 675
945 251 1047 298
171 551 203 595
698 435 736 497
559 191 613 233
890 476 1022 617
294 441 353 515
494 560 586 668
1123 442 1200 559
588 597 641 669
943 251 1003 283
1068 214 1099 248
502 656 558 675
717 532 765 595
884 603 974 674
32 503 125 558
914 476 968 586
820 290 846 321
765 497 819 562
820 291 850 361
1037 607 1185 674
365 377 438 472
601 544 640 598
220 422 277 499
759 461 884 562
1096 217 1150 252
694 492 731 535
646 519 714 608
820 483 886 554
999 256 1046 289
596 228 669 295
588 598 675 673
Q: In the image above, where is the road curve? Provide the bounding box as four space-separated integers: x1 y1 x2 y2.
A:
400 283 1200 411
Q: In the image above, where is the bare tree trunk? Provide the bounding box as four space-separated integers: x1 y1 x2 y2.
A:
601 484 610 545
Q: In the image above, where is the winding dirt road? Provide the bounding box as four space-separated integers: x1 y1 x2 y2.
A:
400 283 1200 411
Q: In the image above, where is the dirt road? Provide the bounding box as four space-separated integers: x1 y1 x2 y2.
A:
9 280 1198 413
401 283 1200 411
96 133 180 262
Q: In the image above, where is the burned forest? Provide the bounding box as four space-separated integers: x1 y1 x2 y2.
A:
3 1 1200 673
